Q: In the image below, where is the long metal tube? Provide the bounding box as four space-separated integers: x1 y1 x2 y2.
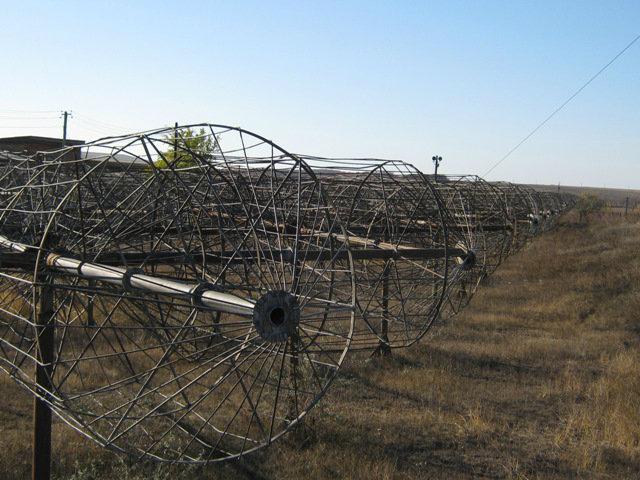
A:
46 254 255 316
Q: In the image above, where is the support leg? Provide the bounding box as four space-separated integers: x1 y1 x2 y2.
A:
374 260 392 357
32 275 54 480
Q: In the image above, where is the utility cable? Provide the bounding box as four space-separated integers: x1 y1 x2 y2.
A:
483 32 640 177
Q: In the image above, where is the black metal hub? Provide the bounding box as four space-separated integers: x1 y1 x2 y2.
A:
252 290 300 343
460 249 476 271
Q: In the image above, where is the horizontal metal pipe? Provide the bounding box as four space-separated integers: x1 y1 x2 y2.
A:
0 244 469 271
46 254 254 316
0 234 28 253
92 247 464 264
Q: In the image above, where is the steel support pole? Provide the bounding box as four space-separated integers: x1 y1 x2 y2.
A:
32 272 55 480
375 230 392 356
377 260 392 356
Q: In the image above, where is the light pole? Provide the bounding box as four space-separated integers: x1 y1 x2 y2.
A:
432 155 442 182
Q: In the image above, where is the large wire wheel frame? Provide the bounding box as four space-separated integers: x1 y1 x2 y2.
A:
492 182 540 252
0 151 42 386
432 175 511 319
0 124 355 463
301 156 451 352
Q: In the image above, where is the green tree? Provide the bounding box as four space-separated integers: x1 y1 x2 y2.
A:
576 193 604 223
154 127 219 168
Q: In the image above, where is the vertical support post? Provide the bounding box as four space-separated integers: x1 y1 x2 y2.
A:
87 279 95 327
624 196 629 216
32 270 55 480
287 332 302 422
373 200 393 356
378 260 391 356
287 257 304 433
376 230 392 357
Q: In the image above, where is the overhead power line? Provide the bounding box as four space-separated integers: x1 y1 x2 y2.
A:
0 109 59 114
73 122 114 135
0 125 59 129
483 32 640 177
0 116 60 120
74 114 132 132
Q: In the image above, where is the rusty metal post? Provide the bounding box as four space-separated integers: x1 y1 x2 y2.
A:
32 269 55 480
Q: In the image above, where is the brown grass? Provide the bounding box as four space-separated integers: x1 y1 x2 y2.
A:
1 210 640 479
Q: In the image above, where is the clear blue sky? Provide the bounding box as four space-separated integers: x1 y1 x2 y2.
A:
1 1 638 188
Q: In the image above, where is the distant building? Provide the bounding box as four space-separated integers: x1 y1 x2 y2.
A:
0 135 85 160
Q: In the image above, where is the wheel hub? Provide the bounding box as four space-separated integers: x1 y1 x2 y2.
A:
252 290 300 343
460 249 476 271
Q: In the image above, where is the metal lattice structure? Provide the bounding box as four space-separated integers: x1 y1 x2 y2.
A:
0 126 355 463
302 156 452 353
0 124 576 472
432 175 511 319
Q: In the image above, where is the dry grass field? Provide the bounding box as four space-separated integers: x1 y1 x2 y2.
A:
531 184 640 205
1 209 639 479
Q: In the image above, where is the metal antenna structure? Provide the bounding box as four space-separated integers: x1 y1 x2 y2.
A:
0 122 576 476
